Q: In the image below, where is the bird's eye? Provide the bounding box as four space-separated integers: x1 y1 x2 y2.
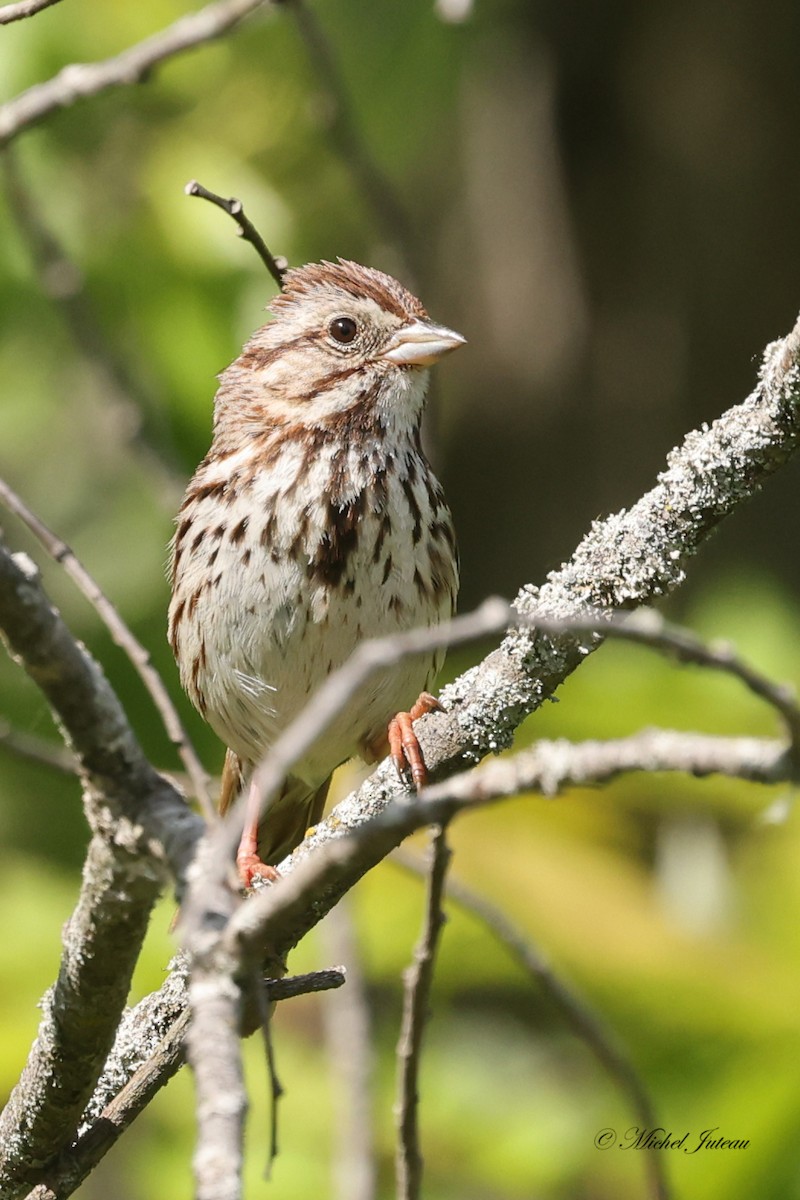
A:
329 316 358 344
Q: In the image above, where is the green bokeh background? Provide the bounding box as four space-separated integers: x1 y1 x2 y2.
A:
1 2 800 1197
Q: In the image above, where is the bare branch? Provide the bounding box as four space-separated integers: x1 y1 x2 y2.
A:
395 825 451 1200
0 478 215 820
0 540 203 1200
185 179 287 289
185 311 800 927
176 314 800 1190
0 0 62 26
419 728 792 806
188 946 247 1200
392 850 670 1200
0 0 274 146
0 541 203 875
270 966 347 1000
206 586 799 914
225 729 789 969
581 609 800 754
23 968 344 1200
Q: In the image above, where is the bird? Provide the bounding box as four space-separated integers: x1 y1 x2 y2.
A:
168 258 465 886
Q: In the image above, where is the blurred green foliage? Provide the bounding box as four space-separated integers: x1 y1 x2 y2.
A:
2 1 800 1197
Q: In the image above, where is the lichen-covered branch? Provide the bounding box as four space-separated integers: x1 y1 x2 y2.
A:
0 542 203 1200
0 543 202 878
23 968 343 1200
6 311 797 1196
196 313 800 945
0 478 214 817
225 729 789 968
174 313 800 1198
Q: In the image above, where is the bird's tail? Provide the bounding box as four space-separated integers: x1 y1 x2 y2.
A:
219 748 330 866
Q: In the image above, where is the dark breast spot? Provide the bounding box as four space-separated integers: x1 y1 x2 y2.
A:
401 477 423 545
307 493 366 588
260 513 277 548
168 597 185 654
372 513 391 564
230 516 249 544
176 516 192 545
188 478 228 504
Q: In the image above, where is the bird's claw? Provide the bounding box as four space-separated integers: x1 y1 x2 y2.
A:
236 842 280 891
388 691 444 790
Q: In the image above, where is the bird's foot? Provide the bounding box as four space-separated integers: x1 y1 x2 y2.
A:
236 832 280 890
387 691 444 789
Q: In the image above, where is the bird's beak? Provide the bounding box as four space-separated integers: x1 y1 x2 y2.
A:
381 320 467 367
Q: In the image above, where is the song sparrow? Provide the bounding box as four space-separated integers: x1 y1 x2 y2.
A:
168 259 464 885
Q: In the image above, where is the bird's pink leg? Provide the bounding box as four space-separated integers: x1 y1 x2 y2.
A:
236 779 280 889
387 691 444 789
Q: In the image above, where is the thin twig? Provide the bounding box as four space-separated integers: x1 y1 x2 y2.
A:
257 978 284 1177
0 0 274 145
394 825 451 1200
0 0 62 25
392 850 670 1200
185 180 287 289
583 609 800 756
284 0 418 281
0 478 215 820
0 717 77 774
268 966 347 1000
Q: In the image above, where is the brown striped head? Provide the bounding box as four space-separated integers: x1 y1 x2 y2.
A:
214 259 465 433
